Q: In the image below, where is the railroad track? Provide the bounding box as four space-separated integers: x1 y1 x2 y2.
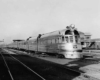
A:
1 48 82 80
3 48 83 73
0 48 46 80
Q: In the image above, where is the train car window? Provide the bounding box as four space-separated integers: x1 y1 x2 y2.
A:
50 40 51 44
52 39 53 44
97 45 100 49
44 41 45 44
70 36 73 42
52 39 55 44
32 42 34 45
44 39 46 44
81 42 84 45
55 39 58 43
48 40 51 44
59 37 60 43
53 39 55 43
42 41 44 44
58 38 59 43
65 36 68 42
81 37 84 40
62 36 64 41
59 37 61 43
39 41 40 44
35 41 37 44
75 36 78 43
45 40 47 44
48 40 49 44
57 38 59 43
86 42 89 46
41 41 43 44
51 39 52 44
30 42 32 45
86 36 90 39
31 42 32 45
47 40 48 44
55 39 56 43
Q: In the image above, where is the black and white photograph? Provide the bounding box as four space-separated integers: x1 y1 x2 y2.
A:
0 0 100 80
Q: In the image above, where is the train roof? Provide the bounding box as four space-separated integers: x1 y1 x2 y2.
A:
11 25 92 42
40 25 78 38
38 28 91 39
40 29 65 38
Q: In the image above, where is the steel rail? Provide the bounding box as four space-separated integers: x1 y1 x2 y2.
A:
4 48 82 79
0 53 14 80
9 54 46 80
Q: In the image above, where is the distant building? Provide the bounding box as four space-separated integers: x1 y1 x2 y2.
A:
13 39 25 42
79 32 91 41
79 32 91 48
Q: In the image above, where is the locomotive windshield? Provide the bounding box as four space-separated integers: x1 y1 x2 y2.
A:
65 36 68 42
62 36 69 42
62 36 73 43
65 30 72 35
65 29 79 35
70 36 73 42
74 30 80 43
75 36 79 43
63 29 80 43
74 30 79 35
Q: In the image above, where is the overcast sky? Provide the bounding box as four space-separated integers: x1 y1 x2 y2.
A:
0 0 100 43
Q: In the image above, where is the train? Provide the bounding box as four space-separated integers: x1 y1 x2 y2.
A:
7 24 82 59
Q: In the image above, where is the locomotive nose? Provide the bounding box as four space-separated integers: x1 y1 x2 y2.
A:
60 43 81 51
59 43 74 51
65 43 74 51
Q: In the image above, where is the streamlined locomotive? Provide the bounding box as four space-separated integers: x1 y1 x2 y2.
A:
8 24 82 59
